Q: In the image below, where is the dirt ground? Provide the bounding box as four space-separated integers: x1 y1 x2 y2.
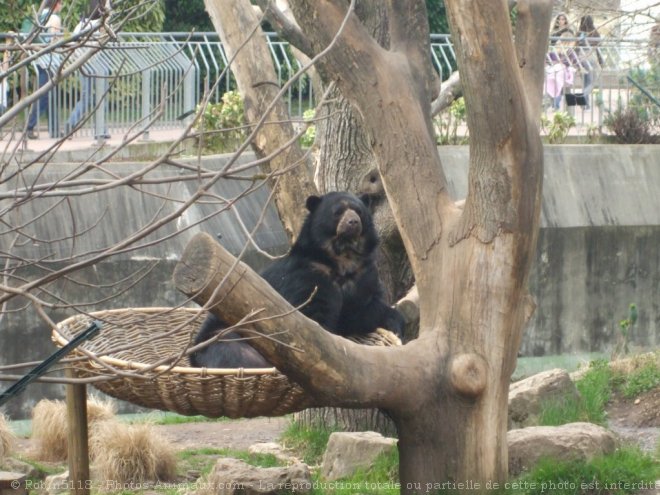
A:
606 387 660 452
154 416 290 451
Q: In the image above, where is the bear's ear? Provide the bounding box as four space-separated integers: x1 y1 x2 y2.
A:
306 195 322 212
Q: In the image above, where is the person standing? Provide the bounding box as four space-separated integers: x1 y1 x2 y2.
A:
576 15 602 110
65 0 110 139
26 0 63 139
550 12 575 43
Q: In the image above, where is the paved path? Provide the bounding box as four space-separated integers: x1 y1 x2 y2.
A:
1 128 185 157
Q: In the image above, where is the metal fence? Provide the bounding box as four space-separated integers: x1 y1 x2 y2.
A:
1 32 657 139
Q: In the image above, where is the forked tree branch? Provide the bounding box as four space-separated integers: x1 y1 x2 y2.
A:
445 0 548 246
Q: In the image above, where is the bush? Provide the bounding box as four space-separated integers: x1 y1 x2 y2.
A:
540 111 576 144
195 91 247 153
604 106 658 144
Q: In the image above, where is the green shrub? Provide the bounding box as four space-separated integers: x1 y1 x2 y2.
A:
434 96 468 145
195 90 247 153
541 111 576 144
300 109 316 148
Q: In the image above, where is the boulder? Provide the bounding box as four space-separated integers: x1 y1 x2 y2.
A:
0 471 27 495
0 458 45 480
321 432 397 481
508 422 618 475
200 458 311 495
509 368 581 428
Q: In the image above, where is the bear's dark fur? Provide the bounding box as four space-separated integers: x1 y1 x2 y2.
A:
190 191 405 368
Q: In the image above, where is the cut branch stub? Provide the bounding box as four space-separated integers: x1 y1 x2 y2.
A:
449 353 488 398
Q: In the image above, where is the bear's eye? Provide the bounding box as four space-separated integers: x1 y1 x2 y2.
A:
332 206 344 218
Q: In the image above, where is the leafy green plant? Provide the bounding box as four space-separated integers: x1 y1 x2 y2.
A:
300 108 316 148
195 90 247 153
612 303 638 359
540 111 575 144
434 96 468 145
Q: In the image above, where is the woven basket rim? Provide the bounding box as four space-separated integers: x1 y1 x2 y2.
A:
53 307 282 377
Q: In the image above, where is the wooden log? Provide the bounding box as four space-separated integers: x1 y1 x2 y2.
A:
65 368 89 495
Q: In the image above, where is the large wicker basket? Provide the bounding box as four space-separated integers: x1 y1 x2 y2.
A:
52 307 400 419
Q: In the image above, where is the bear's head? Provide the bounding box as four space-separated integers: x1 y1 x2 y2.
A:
295 192 378 260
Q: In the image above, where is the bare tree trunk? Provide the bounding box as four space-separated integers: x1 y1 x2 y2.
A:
204 0 317 240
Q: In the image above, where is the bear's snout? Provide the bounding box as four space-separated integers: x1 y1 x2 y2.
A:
336 209 362 238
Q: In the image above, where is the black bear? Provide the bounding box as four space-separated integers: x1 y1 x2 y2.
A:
190 191 405 368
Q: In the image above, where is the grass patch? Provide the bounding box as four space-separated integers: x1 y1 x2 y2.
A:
538 395 587 426
310 449 400 495
621 360 660 398
574 359 611 425
126 412 223 426
538 352 660 427
538 359 611 426
513 446 659 494
177 446 281 476
280 421 337 465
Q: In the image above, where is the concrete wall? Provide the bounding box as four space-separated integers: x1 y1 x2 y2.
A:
438 145 660 355
1 145 658 418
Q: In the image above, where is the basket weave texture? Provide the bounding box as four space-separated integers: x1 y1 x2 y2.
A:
53 307 400 419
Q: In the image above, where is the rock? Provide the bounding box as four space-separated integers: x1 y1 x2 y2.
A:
247 442 297 464
0 471 27 495
320 431 397 481
509 368 581 428
44 471 70 495
508 422 618 475
0 458 46 480
201 458 311 495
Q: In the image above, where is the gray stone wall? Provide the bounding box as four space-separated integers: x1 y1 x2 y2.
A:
439 145 660 356
1 146 658 418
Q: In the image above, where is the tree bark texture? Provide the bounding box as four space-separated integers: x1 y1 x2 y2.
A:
190 0 551 491
204 0 317 241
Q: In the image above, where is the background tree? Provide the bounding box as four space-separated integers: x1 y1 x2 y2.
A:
162 0 213 32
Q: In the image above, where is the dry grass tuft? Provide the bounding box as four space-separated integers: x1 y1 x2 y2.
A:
91 421 176 485
0 412 15 460
611 351 660 375
31 397 116 461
